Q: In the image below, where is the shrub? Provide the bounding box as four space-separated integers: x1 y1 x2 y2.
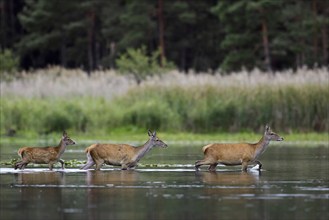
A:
0 49 19 80
42 110 72 133
115 45 174 83
121 99 181 131
0 49 19 72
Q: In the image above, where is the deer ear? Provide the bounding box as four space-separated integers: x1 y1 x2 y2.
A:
148 130 152 137
265 124 270 133
63 131 68 137
152 131 156 137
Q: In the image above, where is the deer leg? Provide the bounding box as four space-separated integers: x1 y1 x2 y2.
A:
195 160 204 171
81 152 96 170
208 163 218 172
94 160 103 171
14 161 21 170
59 159 65 169
49 163 54 171
81 161 95 170
21 163 28 170
241 161 248 172
121 163 137 170
15 161 28 170
195 158 216 171
126 162 136 170
254 160 262 170
80 161 95 170
20 161 28 170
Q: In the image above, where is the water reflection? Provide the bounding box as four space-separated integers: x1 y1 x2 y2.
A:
84 170 149 219
86 170 139 186
1 145 328 220
11 172 67 219
196 170 260 185
195 171 261 200
14 171 65 185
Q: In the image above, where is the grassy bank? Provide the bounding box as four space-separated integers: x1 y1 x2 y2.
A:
0 130 328 146
1 67 328 135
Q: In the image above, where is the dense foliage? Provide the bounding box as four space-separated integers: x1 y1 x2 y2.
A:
1 0 328 73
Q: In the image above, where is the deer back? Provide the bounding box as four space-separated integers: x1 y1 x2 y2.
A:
87 144 137 161
203 143 256 161
18 146 59 163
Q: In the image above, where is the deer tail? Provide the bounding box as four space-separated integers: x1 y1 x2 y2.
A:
202 144 212 154
17 148 25 158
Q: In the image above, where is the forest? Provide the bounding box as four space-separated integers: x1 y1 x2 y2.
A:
1 0 328 73
0 0 328 136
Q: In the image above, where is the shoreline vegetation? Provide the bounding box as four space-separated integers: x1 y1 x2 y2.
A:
1 67 328 139
1 131 328 146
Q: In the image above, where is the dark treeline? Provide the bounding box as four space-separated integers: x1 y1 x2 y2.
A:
1 0 328 73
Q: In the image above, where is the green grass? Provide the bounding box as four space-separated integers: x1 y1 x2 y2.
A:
1 130 327 146
1 83 328 136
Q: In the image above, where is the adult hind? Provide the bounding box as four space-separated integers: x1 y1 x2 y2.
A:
81 130 167 170
195 125 283 172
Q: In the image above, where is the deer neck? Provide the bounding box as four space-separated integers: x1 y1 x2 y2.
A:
56 139 67 158
254 136 271 158
133 140 154 162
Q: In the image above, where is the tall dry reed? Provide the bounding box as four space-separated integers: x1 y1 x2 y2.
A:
1 67 328 134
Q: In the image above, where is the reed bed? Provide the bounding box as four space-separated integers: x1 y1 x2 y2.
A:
1 67 328 134
1 67 136 99
1 67 327 99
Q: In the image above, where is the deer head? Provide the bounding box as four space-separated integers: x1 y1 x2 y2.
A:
264 125 284 141
62 131 77 146
148 130 168 148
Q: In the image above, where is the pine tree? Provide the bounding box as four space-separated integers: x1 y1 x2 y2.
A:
164 0 222 72
211 0 281 72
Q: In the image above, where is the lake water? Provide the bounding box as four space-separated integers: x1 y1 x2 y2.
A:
0 142 328 220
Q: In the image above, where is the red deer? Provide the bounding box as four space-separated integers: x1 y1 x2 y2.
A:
195 125 283 172
14 131 76 170
81 130 167 170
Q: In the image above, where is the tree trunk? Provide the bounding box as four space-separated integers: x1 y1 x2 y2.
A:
0 0 6 47
312 0 318 64
261 18 272 72
322 26 328 65
87 9 95 75
158 0 165 67
109 41 116 69
9 0 14 38
60 31 66 67
180 48 186 72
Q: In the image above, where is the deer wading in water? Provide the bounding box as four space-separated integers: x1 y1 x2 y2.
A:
14 131 76 170
195 125 284 172
81 130 168 170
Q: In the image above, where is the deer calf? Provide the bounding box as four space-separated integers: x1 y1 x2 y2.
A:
195 125 283 172
81 130 168 170
14 131 76 170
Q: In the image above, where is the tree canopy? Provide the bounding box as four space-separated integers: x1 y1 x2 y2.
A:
1 0 328 73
